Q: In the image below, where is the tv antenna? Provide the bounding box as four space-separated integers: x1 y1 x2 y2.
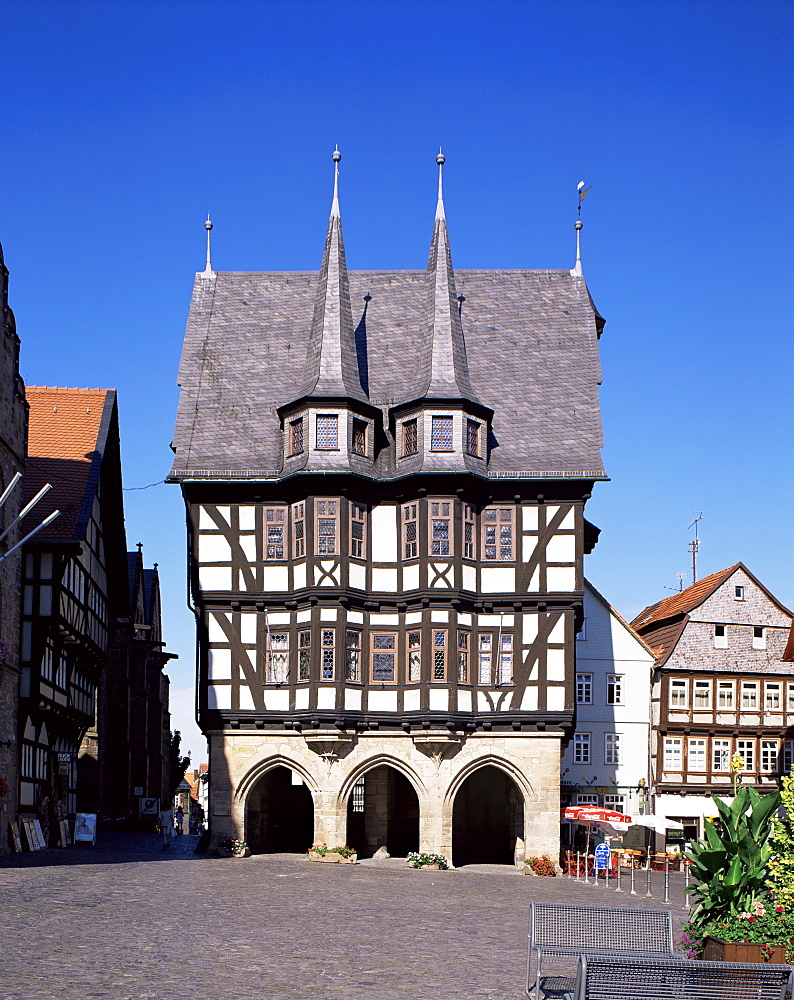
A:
688 513 704 585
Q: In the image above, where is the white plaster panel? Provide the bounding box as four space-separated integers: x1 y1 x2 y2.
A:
208 684 231 709
521 506 538 531
521 687 538 710
457 690 472 711
316 688 335 709
481 567 515 592
238 506 256 530
199 566 232 591
347 610 364 625
208 649 231 680
368 691 398 711
293 562 307 589
295 689 309 709
545 505 559 521
522 537 539 562
266 613 290 626
547 566 575 591
320 608 338 622
244 650 257 673
405 612 423 625
548 617 566 644
403 689 421 711
372 568 398 591
200 505 228 529
403 564 420 590
546 648 566 681
344 689 362 710
263 565 289 591
462 564 476 591
546 686 566 711
429 689 449 711
239 686 255 710
264 690 289 711
208 613 230 642
349 563 366 590
371 505 398 561
240 614 257 644
431 609 449 623
559 508 575 529
477 692 492 711
457 612 472 626
370 613 399 625
479 614 514 626
240 535 257 561
546 534 575 563
296 608 312 624
522 614 538 643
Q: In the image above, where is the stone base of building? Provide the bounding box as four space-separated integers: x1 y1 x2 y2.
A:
207 728 562 867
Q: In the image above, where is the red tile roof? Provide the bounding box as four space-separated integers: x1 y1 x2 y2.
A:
23 387 114 542
630 564 741 632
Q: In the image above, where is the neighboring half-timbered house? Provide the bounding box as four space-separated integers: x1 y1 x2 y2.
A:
169 152 607 864
632 563 794 843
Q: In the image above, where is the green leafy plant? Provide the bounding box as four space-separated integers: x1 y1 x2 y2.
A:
219 836 248 856
682 902 794 963
525 855 556 876
685 784 781 927
405 851 450 869
768 774 794 910
308 843 356 858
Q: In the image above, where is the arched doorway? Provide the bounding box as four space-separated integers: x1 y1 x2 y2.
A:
245 766 314 854
346 765 420 858
452 765 523 866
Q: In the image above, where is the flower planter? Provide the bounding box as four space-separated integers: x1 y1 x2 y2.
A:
417 863 440 869
702 936 792 965
308 851 357 863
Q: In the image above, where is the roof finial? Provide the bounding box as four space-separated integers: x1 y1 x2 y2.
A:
331 145 341 218
436 148 446 221
202 214 215 278
571 181 590 277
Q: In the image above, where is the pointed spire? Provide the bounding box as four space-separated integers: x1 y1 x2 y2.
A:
571 219 583 277
201 215 215 278
300 147 368 402
424 151 478 402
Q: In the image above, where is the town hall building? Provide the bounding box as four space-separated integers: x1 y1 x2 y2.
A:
168 152 607 865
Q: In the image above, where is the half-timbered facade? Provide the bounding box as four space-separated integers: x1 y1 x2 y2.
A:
632 563 794 842
170 153 607 864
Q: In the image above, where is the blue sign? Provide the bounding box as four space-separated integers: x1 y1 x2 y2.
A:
594 843 611 870
55 752 76 763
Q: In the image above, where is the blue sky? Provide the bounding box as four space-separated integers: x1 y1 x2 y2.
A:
1 0 791 761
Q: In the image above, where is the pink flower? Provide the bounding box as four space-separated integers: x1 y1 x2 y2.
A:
776 906 784 914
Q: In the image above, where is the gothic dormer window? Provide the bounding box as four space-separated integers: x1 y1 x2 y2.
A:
430 415 453 451
316 414 338 450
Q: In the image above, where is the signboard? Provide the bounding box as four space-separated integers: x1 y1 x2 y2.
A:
59 819 71 847
139 797 159 815
32 820 47 849
22 820 39 851
55 752 76 763
74 813 97 845
133 786 143 797
594 842 611 871
9 822 22 853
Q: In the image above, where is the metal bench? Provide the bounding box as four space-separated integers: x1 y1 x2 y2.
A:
526 902 676 999
572 952 792 1000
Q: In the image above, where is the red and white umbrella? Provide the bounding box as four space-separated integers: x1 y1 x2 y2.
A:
561 806 630 826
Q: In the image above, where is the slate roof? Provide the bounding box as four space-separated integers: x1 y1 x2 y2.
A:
23 386 116 542
171 266 605 479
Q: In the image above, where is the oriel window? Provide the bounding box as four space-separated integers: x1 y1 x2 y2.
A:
430 416 453 451
316 414 338 450
457 631 469 683
433 630 447 681
402 419 418 457
408 631 421 682
266 632 289 683
292 503 305 558
289 418 304 455
298 630 311 681
315 499 339 556
321 629 335 680
478 633 492 684
402 503 418 560
264 507 287 560
482 506 514 561
463 505 475 559
465 419 480 457
498 634 513 684
351 419 367 457
350 503 367 559
429 501 452 557
345 631 361 682
371 632 397 683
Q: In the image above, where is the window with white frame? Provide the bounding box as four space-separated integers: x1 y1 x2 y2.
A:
736 739 755 772
371 633 397 683
429 501 452 557
741 681 759 710
350 503 367 559
292 503 305 558
663 737 683 770
433 630 447 681
670 679 688 708
766 683 781 712
761 740 778 773
478 634 492 684
605 734 620 765
407 631 421 682
783 741 794 774
576 793 597 805
482 506 514 561
606 674 622 706
316 414 338 450
463 504 475 560
315 499 339 556
714 623 728 649
577 673 593 704
734 585 745 601
266 632 289 683
498 634 513 685
430 416 453 451
603 794 625 813
688 738 707 772
321 629 335 680
345 631 361 682
401 503 418 560
753 626 766 650
718 681 735 710
712 738 731 772
298 630 311 681
693 679 712 709
788 683 794 712
457 631 469 683
573 733 591 764
264 507 287 560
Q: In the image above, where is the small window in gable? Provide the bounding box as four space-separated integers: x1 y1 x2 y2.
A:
289 418 304 456
430 416 453 451
753 626 766 650
714 624 728 649
465 419 480 457
402 419 418 457
734 585 745 600
351 419 367 457
316 414 338 450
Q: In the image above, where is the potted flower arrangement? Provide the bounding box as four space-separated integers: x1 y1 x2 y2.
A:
218 836 249 858
307 843 357 863
405 851 450 870
524 855 557 876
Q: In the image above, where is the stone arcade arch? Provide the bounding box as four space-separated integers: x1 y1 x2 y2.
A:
450 763 525 866
244 764 315 854
343 762 421 858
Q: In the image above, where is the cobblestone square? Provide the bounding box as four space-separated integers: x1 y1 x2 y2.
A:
0 834 689 1000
